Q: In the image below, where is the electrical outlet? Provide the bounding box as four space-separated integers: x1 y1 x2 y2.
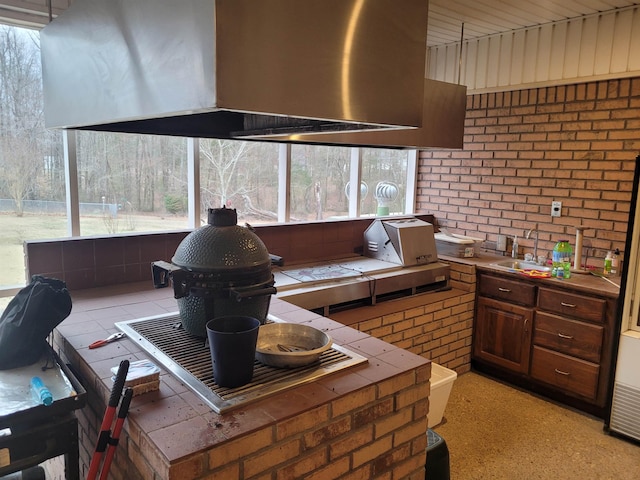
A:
551 201 562 217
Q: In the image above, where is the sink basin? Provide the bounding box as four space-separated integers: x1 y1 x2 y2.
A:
490 260 552 272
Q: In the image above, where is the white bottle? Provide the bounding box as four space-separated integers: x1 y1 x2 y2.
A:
512 235 518 259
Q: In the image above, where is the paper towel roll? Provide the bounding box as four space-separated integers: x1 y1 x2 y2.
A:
574 227 584 270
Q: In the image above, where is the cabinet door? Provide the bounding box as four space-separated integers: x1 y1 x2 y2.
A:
474 296 533 374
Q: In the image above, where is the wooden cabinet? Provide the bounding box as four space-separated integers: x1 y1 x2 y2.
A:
531 287 608 404
474 272 617 416
475 294 533 374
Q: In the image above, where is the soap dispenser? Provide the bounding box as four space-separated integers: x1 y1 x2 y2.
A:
604 251 612 276
512 235 518 259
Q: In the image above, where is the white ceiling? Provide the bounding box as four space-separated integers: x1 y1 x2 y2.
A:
427 0 639 46
0 1 638 49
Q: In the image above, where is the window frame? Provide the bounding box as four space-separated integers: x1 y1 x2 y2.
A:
61 134 417 232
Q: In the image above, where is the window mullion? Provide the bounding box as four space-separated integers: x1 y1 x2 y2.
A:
278 144 291 223
405 150 418 215
188 138 201 228
63 129 80 236
348 148 363 217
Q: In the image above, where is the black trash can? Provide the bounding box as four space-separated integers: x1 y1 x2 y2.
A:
425 428 450 480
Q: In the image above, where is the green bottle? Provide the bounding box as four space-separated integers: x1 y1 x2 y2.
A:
552 240 572 279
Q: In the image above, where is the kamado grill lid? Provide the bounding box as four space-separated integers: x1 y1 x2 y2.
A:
172 207 271 272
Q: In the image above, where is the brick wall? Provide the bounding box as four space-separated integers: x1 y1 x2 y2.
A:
330 260 476 374
418 77 640 265
55 331 430 480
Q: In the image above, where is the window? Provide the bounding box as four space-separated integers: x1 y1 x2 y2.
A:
75 131 189 235
361 148 410 217
0 24 417 304
290 144 352 222
0 26 65 305
199 139 280 224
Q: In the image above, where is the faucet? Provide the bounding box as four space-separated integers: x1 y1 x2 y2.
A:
525 224 539 261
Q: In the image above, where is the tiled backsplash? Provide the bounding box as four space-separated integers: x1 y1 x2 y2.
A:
25 215 435 291
24 231 188 290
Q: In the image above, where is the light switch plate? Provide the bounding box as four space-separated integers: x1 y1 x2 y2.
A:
551 201 562 217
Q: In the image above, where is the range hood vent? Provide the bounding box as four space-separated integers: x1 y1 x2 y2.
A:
40 0 430 140
264 78 467 149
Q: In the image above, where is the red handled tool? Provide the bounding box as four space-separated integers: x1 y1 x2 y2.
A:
89 332 125 349
87 359 129 480
99 387 134 480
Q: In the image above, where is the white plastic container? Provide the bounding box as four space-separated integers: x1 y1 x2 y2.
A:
434 232 482 258
428 363 457 428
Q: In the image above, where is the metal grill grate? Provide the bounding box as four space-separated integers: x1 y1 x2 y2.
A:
116 313 367 413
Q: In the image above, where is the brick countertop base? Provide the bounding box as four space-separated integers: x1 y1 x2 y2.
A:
53 282 431 479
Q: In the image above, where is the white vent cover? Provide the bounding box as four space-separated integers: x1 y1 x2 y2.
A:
610 382 640 441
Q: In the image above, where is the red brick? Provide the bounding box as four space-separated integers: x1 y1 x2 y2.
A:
331 386 376 417
329 425 374 460
275 448 328 480
304 456 351 480
208 427 273 469
352 436 393 468
371 443 411 476
243 439 301 478
275 405 329 441
303 416 352 449
353 398 394 428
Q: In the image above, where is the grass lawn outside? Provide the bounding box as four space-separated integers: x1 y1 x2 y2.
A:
0 212 190 296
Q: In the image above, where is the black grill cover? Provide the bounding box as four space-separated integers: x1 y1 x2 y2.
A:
0 276 72 370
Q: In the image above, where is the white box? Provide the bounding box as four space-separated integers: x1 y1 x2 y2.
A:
434 232 483 258
428 363 457 428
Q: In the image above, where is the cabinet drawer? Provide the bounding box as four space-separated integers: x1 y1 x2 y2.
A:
533 312 604 363
537 287 606 323
479 275 536 306
530 346 600 401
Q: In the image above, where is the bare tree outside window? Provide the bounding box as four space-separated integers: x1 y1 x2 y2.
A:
76 131 188 235
0 26 66 289
199 139 279 223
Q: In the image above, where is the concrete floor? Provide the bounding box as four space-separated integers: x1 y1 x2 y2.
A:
433 372 640 480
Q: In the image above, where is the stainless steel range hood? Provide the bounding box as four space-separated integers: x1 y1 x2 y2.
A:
264 78 467 149
40 0 430 139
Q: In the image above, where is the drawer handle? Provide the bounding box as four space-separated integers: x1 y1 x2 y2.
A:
498 287 511 293
560 302 576 308
554 368 571 376
557 332 574 340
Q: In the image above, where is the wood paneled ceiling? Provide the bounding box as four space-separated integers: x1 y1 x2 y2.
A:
427 0 639 46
